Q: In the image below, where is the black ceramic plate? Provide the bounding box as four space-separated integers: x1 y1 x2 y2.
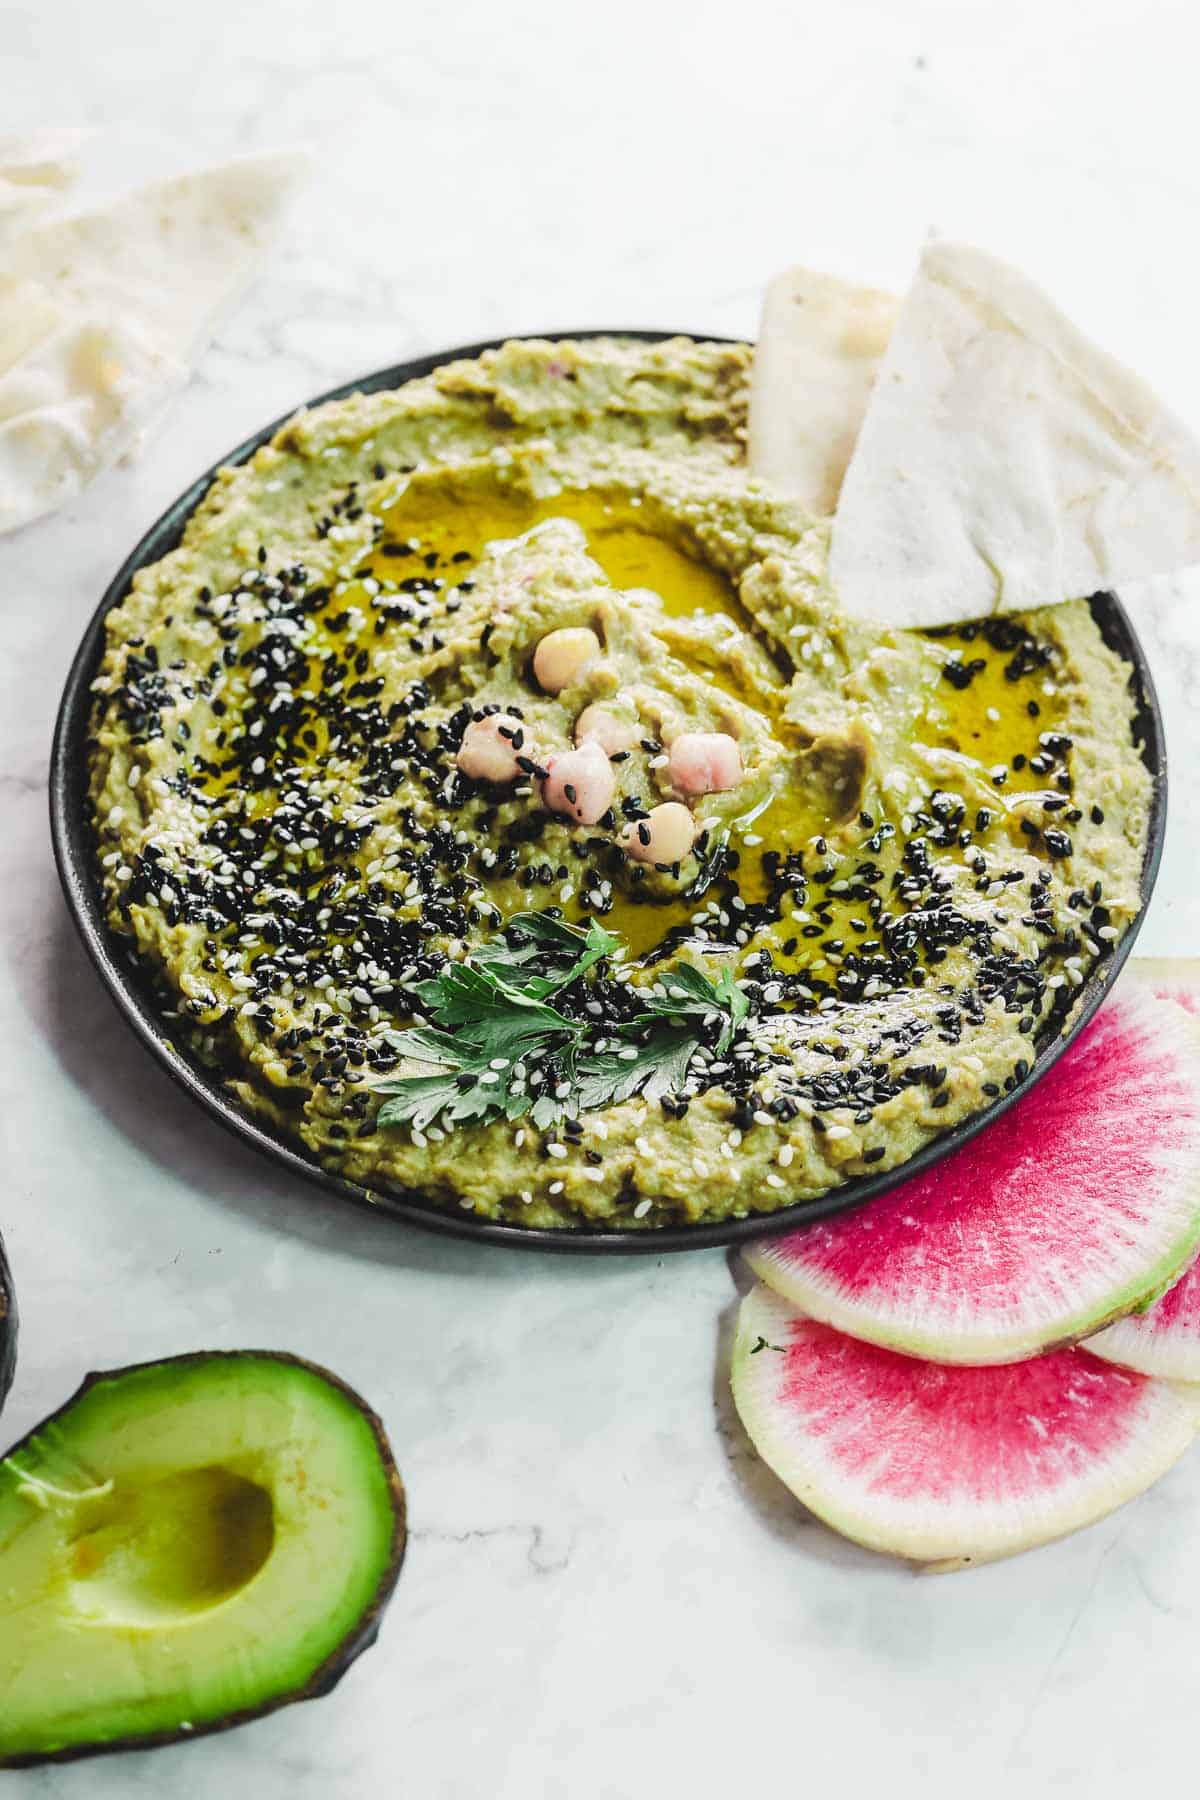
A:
50 332 1168 1255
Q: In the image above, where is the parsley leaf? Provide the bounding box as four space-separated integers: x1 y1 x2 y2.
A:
630 961 749 1055
572 1027 698 1112
374 912 748 1136
470 912 620 999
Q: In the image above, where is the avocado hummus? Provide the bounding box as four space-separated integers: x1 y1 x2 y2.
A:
88 336 1152 1230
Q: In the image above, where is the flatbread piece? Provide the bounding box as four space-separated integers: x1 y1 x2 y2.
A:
748 266 897 517
829 241 1200 627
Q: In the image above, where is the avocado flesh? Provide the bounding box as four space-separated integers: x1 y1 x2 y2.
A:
0 1351 405 1765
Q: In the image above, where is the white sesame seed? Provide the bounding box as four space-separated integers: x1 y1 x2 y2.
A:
633 1198 652 1219
548 1180 565 1195
547 1142 567 1159
778 1144 795 1167
766 1173 785 1189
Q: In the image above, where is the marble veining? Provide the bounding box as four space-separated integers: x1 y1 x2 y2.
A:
2 1 1200 1793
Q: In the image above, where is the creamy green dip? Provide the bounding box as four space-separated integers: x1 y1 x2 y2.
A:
88 337 1152 1229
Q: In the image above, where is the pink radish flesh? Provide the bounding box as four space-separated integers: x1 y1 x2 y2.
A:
747 985 1200 1364
732 1284 1200 1567
1088 962 1200 1378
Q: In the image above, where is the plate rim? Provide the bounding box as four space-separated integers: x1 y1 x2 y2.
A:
49 329 1169 1256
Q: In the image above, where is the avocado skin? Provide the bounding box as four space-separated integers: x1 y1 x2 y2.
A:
0 1348 406 1769
0 1234 15 1415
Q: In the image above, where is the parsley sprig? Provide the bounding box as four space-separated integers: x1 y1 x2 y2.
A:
375 913 748 1135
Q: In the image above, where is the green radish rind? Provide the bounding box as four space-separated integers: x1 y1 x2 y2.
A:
746 986 1200 1366
732 1284 1200 1570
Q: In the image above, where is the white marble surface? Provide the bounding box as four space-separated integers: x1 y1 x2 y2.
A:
3 1 1200 1793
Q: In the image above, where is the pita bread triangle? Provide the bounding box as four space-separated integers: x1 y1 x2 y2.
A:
747 266 896 517
0 129 90 243
0 275 185 534
828 240 1200 627
0 148 307 533
7 148 307 368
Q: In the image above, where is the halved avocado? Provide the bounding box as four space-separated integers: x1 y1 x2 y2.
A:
0 1350 406 1766
0 1234 15 1414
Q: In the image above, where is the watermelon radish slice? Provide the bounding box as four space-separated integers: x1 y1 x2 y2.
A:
1089 1262 1200 1382
746 984 1200 1364
731 1283 1200 1569
1088 962 1200 1379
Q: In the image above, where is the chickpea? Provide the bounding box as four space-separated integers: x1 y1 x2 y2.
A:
574 701 638 758
456 712 533 784
541 741 616 825
668 730 743 797
621 800 696 866
532 626 601 695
